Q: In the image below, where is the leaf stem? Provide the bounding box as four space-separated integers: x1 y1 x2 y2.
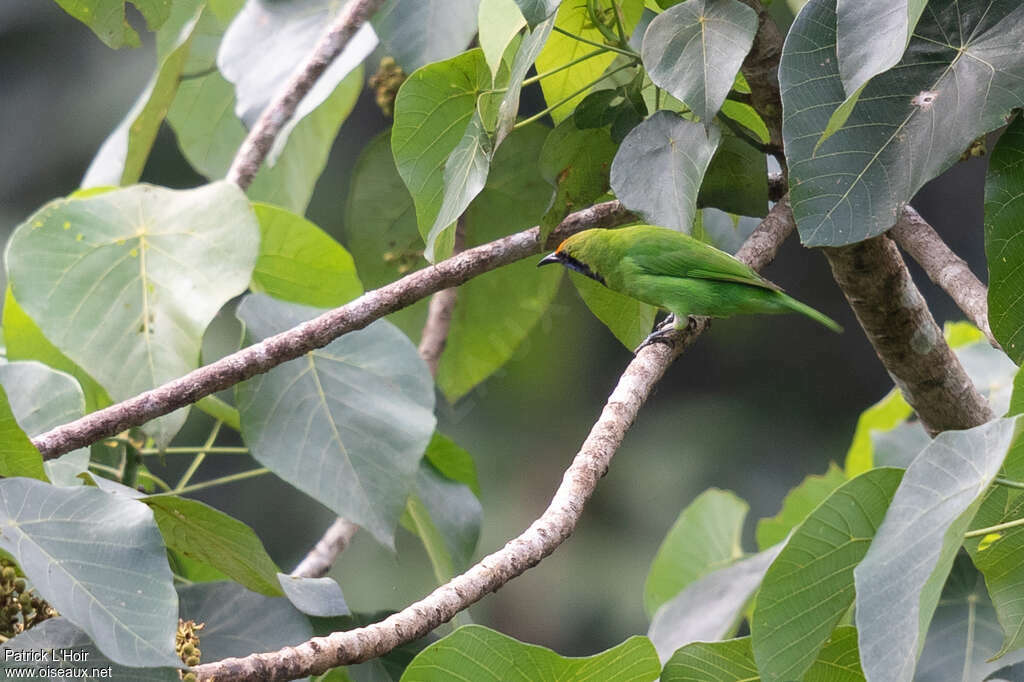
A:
521 48 610 87
140 446 250 455
174 421 223 492
994 476 1024 491
196 395 241 431
552 25 638 58
88 462 172 492
514 61 638 129
716 112 778 155
964 515 1024 539
148 467 271 497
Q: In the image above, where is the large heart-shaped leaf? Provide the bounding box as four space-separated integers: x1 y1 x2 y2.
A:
782 0 1024 247
374 0 481 73
640 0 757 124
610 111 721 231
6 183 259 447
399 625 661 681
514 0 560 27
755 463 846 550
854 417 1020 682
392 49 492 261
235 294 435 548
0 384 46 481
479 0 527 78
0 478 181 667
985 117 1024 364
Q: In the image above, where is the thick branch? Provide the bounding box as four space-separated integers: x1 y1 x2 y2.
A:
190 200 796 681
418 218 468 375
31 202 633 459
890 206 996 346
736 0 785 168
226 0 387 189
292 518 360 579
823 237 994 435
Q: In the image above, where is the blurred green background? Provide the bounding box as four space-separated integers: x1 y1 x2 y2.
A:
0 0 993 657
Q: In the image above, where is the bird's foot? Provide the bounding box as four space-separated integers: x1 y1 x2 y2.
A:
633 316 705 354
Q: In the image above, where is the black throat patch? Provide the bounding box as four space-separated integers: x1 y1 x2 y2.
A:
560 253 606 285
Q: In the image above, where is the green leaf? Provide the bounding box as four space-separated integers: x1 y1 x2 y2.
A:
609 112 721 231
82 0 204 187
534 0 644 123
538 118 618 245
167 549 230 584
986 116 1024 364
640 0 757 124
855 417 1021 682
399 625 661 681
343 132 428 341
391 49 492 262
276 574 349 617
2 288 111 412
423 432 480 497
55 0 171 49
843 388 912 476
235 294 436 548
177 581 313 661
569 271 657 350
781 0 1024 247
752 467 903 681
218 0 375 149
648 544 783 661
916 554 1024 680
142 495 284 597
494 17 555 145
644 489 747 618
0 619 179 681
662 628 863 681
427 112 493 262
698 126 768 218
756 463 846 550
966 486 1024 659
436 124 561 402
250 203 364 308
374 0 481 73
6 183 259 447
0 384 46 481
836 0 927 98
0 478 181 667
0 362 88 483
167 8 362 212
514 0 560 27
479 0 527 78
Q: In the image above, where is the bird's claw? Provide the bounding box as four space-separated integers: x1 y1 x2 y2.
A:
633 316 703 354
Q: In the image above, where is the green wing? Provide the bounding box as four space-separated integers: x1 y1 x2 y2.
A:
622 227 780 291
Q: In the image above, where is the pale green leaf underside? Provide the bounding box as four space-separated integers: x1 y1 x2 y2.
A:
0 479 180 667
374 0 481 73
235 294 435 548
6 183 258 447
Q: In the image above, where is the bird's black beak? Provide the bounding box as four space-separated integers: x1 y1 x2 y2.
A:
537 252 562 267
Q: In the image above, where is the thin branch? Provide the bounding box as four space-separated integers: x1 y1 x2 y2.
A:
418 217 467 376
226 0 387 189
823 236 994 436
890 206 997 347
292 518 361 579
190 199 796 681
31 202 633 459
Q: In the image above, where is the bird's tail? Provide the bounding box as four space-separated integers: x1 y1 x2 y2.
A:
781 295 843 333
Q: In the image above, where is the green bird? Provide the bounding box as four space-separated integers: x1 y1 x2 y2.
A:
538 225 842 342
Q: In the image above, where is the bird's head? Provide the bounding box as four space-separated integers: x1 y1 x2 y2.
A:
537 229 607 285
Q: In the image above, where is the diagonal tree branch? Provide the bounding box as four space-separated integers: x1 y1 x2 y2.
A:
889 206 997 347
227 0 388 189
30 202 633 459
190 199 798 682
823 236 994 436
292 518 360 579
